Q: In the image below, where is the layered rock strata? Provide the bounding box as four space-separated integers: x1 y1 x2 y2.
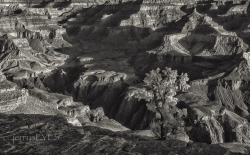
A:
1 0 250 145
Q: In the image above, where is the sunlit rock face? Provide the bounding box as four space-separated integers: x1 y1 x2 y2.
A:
120 1 186 29
0 77 28 113
0 1 71 79
243 52 250 66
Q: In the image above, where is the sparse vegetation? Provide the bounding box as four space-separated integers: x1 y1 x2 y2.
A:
136 67 189 140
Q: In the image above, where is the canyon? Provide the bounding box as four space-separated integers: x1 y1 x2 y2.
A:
1 0 250 154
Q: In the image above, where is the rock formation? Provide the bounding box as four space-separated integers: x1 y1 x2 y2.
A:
2 0 250 154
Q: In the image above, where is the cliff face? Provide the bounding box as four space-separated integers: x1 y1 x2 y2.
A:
1 0 250 147
0 84 28 113
120 1 186 29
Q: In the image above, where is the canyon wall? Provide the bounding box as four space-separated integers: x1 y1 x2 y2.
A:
1 0 250 144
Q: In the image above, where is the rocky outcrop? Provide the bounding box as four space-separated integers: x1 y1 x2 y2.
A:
114 86 150 129
120 1 186 29
0 78 28 113
72 70 127 111
178 90 250 144
73 70 123 88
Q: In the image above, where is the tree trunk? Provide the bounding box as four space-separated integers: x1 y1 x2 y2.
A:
160 123 166 140
157 103 171 140
158 108 166 140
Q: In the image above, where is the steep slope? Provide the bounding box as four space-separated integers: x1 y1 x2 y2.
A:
1 113 250 154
